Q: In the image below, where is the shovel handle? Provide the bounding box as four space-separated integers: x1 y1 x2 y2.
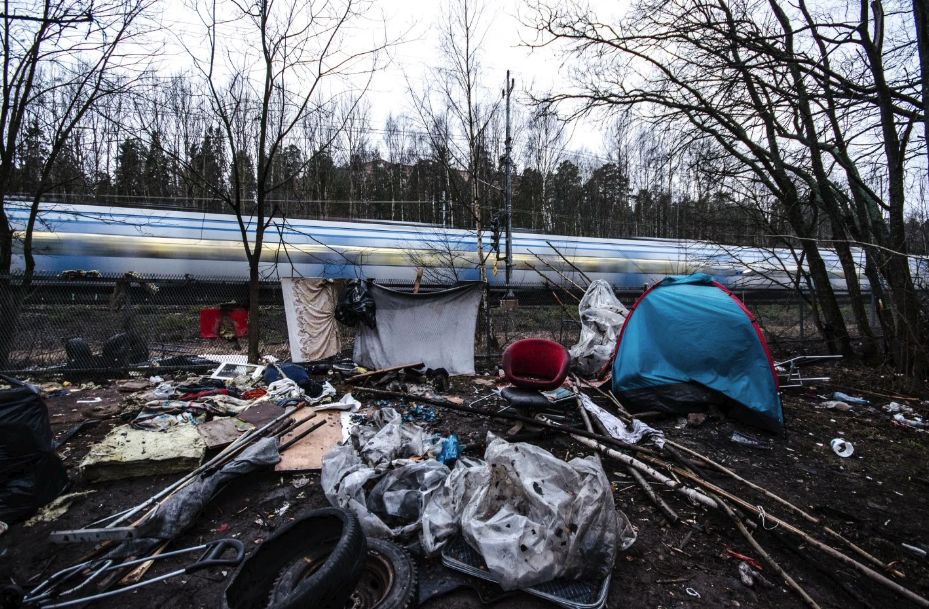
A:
186 539 245 573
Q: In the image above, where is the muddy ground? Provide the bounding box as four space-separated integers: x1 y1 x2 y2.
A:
1 361 928 609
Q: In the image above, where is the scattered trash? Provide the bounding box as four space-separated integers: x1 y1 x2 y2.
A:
322 408 447 539
902 543 927 559
832 391 870 405
893 413 926 430
776 355 841 387
738 561 773 588
685 587 701 598
153 382 176 399
117 379 150 393
224 508 366 609
819 400 852 411
21 538 243 608
687 412 707 426
436 434 460 466
580 394 665 447
831 438 855 458
729 431 770 449
884 401 913 414
210 362 264 381
76 397 102 404
25 491 95 526
403 404 437 423
332 393 362 411
725 548 763 571
291 477 310 489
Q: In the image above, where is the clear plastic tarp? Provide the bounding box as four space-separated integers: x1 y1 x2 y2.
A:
570 280 628 377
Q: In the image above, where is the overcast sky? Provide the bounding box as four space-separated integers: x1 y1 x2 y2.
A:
153 0 627 159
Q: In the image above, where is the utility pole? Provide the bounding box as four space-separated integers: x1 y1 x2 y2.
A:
503 70 515 289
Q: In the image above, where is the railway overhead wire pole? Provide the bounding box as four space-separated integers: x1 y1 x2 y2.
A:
503 70 515 291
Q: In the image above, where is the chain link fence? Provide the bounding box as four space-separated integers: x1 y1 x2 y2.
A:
0 272 859 377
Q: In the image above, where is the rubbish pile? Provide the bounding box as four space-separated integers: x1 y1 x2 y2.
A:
2 274 929 609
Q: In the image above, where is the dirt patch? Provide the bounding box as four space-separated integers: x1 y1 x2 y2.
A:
1 363 927 609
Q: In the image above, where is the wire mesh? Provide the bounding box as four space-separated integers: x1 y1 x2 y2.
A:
0 272 858 376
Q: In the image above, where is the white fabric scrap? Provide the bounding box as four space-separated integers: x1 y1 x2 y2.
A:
579 393 665 448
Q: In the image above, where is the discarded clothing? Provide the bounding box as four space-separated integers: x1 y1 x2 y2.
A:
570 280 628 377
579 394 665 448
178 388 230 401
353 283 483 375
422 435 635 590
282 278 342 362
335 279 377 329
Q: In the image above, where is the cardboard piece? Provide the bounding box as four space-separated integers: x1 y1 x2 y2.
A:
80 424 206 482
237 402 281 427
275 409 343 471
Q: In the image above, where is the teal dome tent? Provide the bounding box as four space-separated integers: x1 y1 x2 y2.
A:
611 274 783 431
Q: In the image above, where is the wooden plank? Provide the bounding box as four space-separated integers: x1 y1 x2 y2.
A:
345 362 424 384
274 409 343 471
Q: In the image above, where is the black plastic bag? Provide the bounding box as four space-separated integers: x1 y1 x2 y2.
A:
335 280 376 329
0 376 69 523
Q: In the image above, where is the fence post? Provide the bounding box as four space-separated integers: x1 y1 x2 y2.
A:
799 298 805 341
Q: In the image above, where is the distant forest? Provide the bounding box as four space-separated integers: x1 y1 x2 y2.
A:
4 107 791 245
8 92 928 251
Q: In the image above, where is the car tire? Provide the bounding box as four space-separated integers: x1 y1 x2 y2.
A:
224 507 367 609
353 538 418 609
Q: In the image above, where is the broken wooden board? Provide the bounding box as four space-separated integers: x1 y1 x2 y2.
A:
345 362 424 384
80 424 206 482
275 409 343 471
197 417 253 450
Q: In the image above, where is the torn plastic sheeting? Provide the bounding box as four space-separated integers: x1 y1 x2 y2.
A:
107 437 280 560
569 280 628 377
322 408 446 538
579 393 665 448
352 407 429 468
422 435 635 591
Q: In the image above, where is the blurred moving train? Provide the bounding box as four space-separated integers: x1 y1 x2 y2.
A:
5 200 859 290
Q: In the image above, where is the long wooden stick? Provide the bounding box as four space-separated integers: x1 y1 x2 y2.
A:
351 387 656 456
279 419 326 452
715 495 823 609
571 434 718 509
577 400 679 522
646 457 929 608
582 382 890 570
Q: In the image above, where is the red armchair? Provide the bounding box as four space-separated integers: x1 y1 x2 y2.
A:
502 339 570 390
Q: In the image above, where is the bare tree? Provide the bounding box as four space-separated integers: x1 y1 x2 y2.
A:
0 0 153 368
523 105 566 231
164 0 386 362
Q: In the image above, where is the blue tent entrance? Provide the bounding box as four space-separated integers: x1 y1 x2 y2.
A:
612 274 783 431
